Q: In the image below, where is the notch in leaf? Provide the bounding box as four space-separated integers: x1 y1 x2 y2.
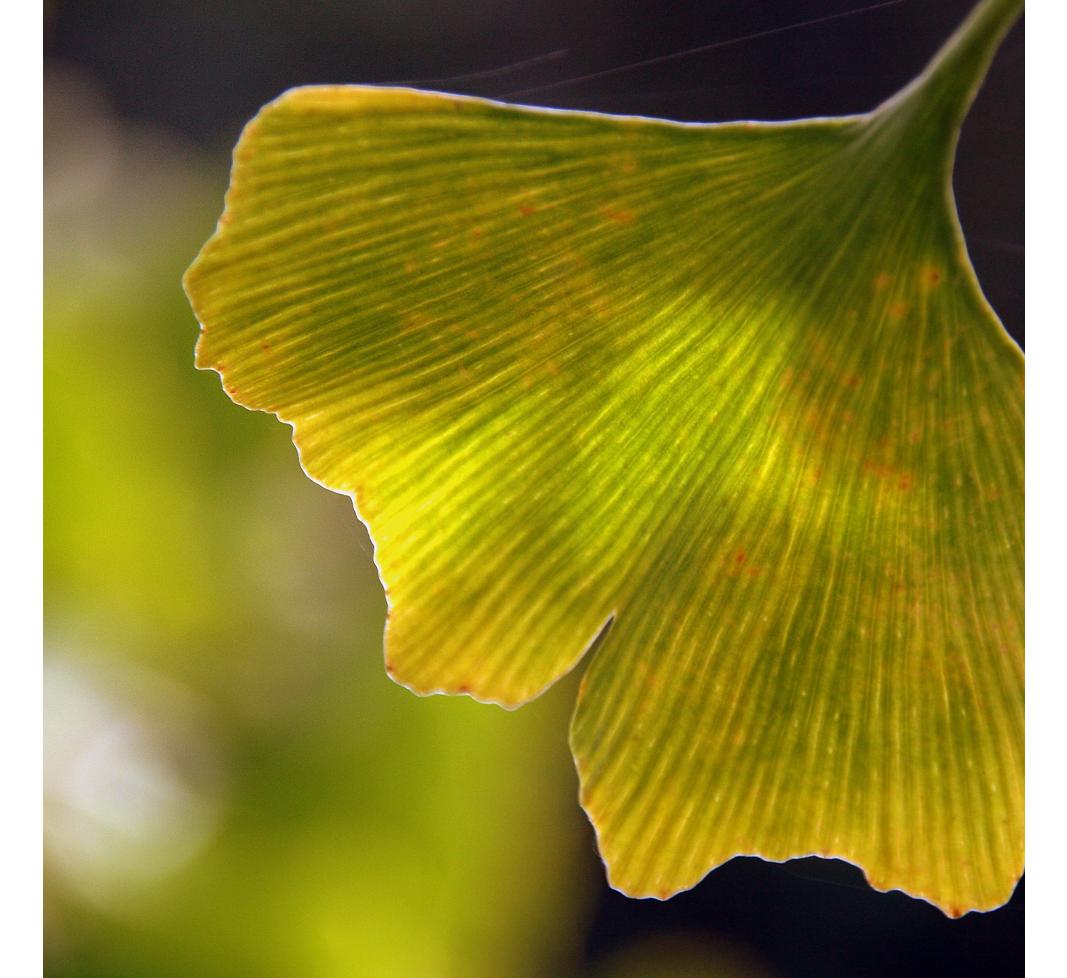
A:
185 0 1024 916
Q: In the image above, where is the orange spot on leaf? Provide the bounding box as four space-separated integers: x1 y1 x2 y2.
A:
920 265 943 287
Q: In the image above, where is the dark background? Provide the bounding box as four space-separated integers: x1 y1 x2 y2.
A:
45 2 1023 976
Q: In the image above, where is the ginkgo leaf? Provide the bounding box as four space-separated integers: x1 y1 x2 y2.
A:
184 0 1023 916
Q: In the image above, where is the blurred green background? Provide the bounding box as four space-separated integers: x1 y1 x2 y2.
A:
44 3 1022 976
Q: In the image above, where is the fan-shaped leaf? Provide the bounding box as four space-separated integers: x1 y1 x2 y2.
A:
185 0 1023 915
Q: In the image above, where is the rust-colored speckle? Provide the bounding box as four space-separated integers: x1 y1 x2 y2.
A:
889 301 910 320
735 551 747 565
921 265 943 287
518 203 537 217
657 887 671 900
844 374 861 389
260 341 272 351
898 474 913 491
471 227 484 239
873 272 892 291
601 206 635 224
456 683 471 694
545 360 561 376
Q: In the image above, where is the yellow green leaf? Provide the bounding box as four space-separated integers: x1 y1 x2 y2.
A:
185 0 1023 916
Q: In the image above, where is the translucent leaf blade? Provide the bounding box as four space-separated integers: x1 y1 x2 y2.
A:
185 0 1023 917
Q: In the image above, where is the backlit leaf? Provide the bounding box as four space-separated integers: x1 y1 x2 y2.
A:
185 0 1023 915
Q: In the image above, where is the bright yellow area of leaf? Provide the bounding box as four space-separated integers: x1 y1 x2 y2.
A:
186 0 1023 916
